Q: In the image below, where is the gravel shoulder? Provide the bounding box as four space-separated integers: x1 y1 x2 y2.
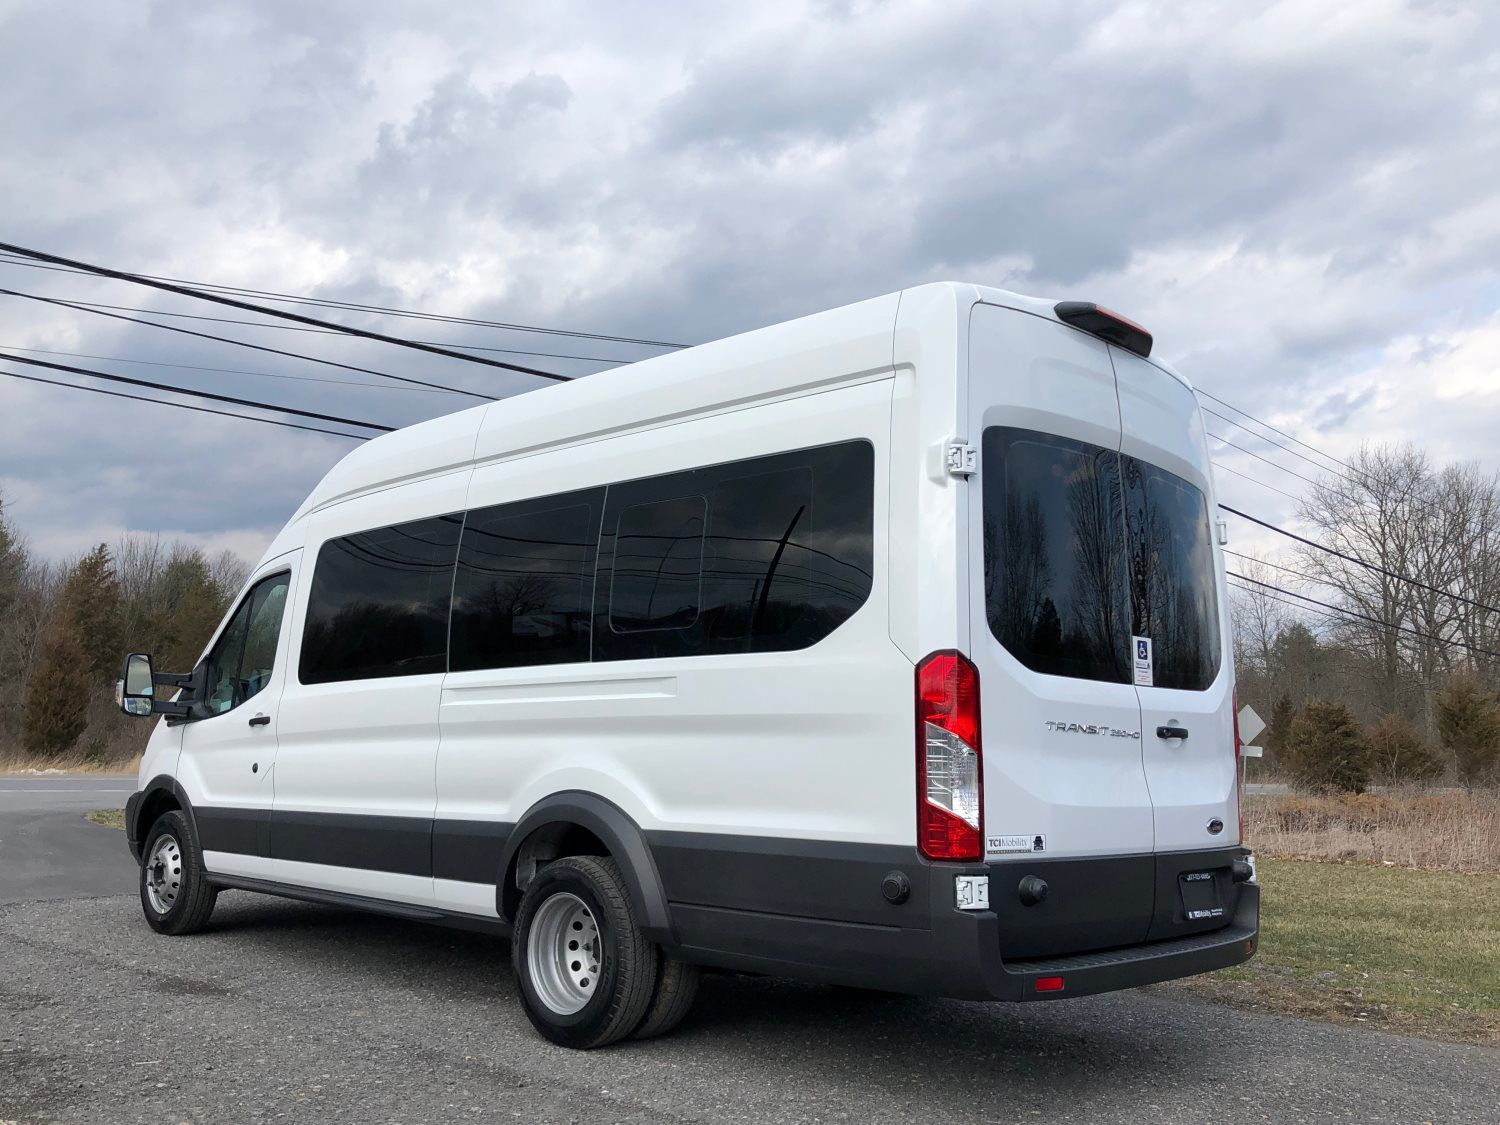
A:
2 893 1496 1125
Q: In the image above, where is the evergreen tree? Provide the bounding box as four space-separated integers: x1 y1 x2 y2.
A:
1284 699 1372 793
1265 693 1297 769
59 543 122 685
1435 675 1500 785
22 609 92 757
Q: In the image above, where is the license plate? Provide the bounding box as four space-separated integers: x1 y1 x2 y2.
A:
1179 871 1225 921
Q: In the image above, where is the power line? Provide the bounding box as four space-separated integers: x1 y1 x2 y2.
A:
20 296 642 365
0 368 369 441
0 351 394 433
0 286 491 399
1219 503 1500 617
1226 571 1500 659
0 241 572 383
1207 429 1325 489
1195 388 1356 476
1211 459 1305 502
0 251 691 351
0 344 464 394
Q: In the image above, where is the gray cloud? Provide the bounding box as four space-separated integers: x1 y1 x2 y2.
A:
2 0 1498 562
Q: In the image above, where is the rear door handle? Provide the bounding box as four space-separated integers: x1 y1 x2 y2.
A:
248 714 271 727
1156 725 1189 740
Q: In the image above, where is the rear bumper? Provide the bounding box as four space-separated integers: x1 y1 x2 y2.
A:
986 881 1259 1000
664 847 1259 1002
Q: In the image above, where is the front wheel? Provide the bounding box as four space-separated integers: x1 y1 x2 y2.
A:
512 855 657 1049
139 810 218 935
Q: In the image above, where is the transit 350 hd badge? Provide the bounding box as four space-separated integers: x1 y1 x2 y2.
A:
1043 720 1141 739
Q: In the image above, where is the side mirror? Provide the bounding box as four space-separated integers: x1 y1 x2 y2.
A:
116 653 156 717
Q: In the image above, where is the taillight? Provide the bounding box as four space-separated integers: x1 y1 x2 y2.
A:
916 651 983 861
1233 688 1244 843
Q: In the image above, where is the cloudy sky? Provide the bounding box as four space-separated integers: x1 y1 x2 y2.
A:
2 0 1498 568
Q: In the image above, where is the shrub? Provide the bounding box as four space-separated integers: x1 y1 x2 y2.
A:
1283 699 1373 793
1367 713 1442 785
1435 676 1500 785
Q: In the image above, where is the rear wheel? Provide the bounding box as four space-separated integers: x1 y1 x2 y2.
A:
633 952 701 1039
139 810 218 935
512 856 657 1049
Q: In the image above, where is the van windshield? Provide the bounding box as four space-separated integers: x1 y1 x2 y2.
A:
982 426 1221 690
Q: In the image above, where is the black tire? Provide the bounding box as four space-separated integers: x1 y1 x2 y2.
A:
139 809 218 935
632 952 701 1040
512 856 657 1049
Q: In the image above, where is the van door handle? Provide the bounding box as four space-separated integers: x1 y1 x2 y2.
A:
248 714 271 727
1156 725 1189 740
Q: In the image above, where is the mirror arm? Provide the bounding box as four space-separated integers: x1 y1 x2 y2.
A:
152 699 192 718
151 671 195 689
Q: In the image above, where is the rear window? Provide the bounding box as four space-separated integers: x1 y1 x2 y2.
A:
982 426 1221 690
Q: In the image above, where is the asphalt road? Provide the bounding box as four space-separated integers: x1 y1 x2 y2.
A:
0 776 136 904
1 777 1497 1124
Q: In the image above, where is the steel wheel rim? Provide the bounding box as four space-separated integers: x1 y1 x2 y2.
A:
527 892 601 1015
144 833 183 914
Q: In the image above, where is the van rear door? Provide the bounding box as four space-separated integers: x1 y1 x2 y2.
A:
1111 349 1237 857
966 303 1156 956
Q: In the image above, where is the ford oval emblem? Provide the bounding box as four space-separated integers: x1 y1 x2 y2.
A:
1206 818 1225 835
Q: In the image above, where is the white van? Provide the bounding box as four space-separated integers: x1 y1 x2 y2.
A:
118 283 1258 1048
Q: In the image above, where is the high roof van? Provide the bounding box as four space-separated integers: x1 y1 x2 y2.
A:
118 283 1258 1048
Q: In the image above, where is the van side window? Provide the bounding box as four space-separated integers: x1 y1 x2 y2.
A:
609 494 708 635
299 515 462 684
983 430 1130 683
594 440 874 661
450 490 604 672
982 426 1221 690
200 571 291 715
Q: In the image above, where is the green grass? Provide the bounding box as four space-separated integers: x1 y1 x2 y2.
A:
86 808 125 830
1177 858 1500 1044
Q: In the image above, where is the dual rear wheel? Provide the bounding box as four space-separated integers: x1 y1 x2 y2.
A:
512 855 701 1048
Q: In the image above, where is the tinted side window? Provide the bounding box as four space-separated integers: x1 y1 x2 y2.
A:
450 489 603 672
594 440 875 661
982 428 1130 683
300 516 461 684
1122 458 1221 691
200 571 290 715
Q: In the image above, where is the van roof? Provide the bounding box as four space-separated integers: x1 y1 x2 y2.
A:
277 282 1190 545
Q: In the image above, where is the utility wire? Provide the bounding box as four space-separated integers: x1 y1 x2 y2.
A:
0 251 691 350
0 286 491 399
0 351 394 433
1219 504 1500 617
1207 429 1325 489
1196 388 1356 476
0 368 369 440
1226 572 1500 659
1210 459 1305 502
0 344 464 394
0 241 571 382
19 296 641 364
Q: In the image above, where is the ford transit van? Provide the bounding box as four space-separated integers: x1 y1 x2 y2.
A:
118 283 1258 1048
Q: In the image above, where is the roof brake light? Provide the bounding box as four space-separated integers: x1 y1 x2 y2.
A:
1054 301 1153 358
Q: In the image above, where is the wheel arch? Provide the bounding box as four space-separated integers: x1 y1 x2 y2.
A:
497 791 673 943
128 774 195 862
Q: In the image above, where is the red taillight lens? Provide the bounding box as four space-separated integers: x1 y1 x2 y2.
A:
1034 976 1065 993
916 651 983 862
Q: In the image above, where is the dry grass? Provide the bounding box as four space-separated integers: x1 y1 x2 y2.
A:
0 750 140 777
1173 858 1500 1046
86 807 125 830
1244 787 1500 873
